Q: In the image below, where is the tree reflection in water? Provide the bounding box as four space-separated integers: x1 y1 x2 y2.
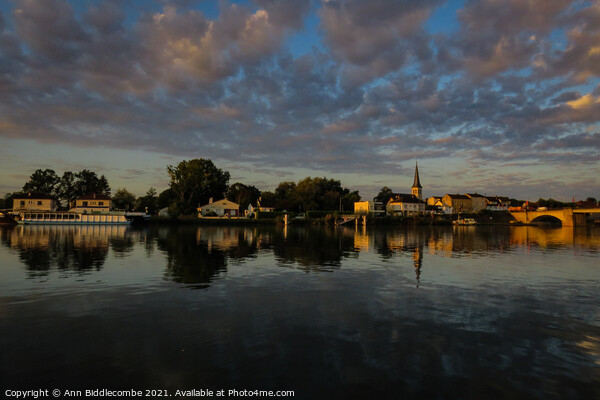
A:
2 224 599 285
155 226 259 287
270 226 357 271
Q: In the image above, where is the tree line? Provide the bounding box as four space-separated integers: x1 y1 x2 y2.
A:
1 159 362 216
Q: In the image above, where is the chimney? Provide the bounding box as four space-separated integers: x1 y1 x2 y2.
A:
209 197 213 204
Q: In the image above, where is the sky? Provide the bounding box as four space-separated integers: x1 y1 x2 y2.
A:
0 0 599 202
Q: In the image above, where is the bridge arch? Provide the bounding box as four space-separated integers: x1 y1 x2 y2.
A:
509 208 588 227
530 214 562 226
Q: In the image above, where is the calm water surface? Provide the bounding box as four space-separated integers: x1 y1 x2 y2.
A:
1 224 599 399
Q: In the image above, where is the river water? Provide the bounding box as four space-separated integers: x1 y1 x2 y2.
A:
1 224 599 399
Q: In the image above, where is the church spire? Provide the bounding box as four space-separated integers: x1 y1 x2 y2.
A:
411 162 422 200
412 162 422 189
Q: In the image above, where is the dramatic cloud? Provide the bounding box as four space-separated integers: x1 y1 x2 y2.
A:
0 0 598 200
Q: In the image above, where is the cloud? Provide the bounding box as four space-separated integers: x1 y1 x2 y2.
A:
0 0 599 200
134 1 310 88
319 0 442 86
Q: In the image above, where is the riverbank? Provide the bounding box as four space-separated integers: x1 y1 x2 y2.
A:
148 210 520 226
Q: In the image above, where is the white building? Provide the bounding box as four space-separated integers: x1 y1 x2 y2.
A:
198 198 240 218
12 193 59 212
70 193 112 213
386 194 426 216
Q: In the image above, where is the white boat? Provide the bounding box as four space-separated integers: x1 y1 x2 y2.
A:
453 218 477 225
16 211 132 225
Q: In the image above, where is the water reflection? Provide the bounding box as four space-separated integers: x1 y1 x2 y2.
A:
152 226 260 287
271 226 357 271
1 224 599 283
1 224 599 398
0 225 131 277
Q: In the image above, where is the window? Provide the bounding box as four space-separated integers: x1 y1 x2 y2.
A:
83 201 88 207
99 202 104 206
20 201 25 206
37 201 42 205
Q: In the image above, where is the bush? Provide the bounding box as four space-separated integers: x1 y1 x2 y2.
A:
256 211 287 220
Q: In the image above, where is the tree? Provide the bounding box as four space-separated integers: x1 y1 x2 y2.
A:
113 188 137 211
22 169 60 196
342 190 361 211
136 187 159 215
19 168 111 210
157 188 176 210
73 170 111 198
273 177 358 212
259 191 277 208
56 171 77 207
274 181 299 211
3 192 25 210
537 198 566 209
167 158 230 215
226 183 260 211
374 186 394 204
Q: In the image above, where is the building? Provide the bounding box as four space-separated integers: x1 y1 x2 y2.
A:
71 193 112 213
427 197 453 214
485 196 510 211
353 201 385 215
381 162 426 216
466 193 487 212
442 194 472 213
386 194 426 216
427 196 442 206
12 193 59 212
411 162 423 200
247 197 276 217
255 197 276 212
198 198 240 218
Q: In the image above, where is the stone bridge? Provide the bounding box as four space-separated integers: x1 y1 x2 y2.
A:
509 208 599 227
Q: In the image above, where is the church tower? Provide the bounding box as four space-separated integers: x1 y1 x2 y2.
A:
411 162 422 200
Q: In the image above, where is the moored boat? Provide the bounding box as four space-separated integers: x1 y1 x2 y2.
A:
0 211 16 225
16 211 132 225
453 217 477 225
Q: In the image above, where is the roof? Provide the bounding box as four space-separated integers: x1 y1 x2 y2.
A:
199 199 240 209
77 193 112 200
12 192 57 200
485 195 510 203
389 193 425 204
444 194 471 200
412 162 422 188
466 193 485 198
